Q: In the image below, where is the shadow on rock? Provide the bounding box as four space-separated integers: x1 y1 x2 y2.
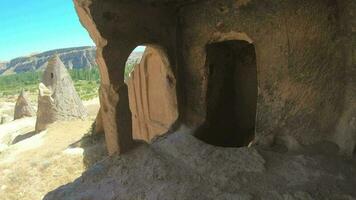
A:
12 130 38 144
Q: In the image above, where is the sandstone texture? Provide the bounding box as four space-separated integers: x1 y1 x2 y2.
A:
73 0 356 156
44 127 356 200
35 56 88 132
127 46 178 142
42 1 356 198
0 46 96 75
13 90 35 120
93 108 104 134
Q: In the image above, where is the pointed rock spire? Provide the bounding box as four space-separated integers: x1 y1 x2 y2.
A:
14 90 35 120
35 55 88 132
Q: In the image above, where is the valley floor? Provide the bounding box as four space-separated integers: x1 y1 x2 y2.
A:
1 98 355 200
0 99 100 200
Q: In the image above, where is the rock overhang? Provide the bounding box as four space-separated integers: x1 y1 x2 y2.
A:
74 0 356 156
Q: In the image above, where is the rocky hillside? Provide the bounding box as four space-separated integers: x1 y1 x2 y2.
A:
0 47 144 75
0 47 97 75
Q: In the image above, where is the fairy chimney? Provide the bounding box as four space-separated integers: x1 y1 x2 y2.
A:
35 55 88 132
14 90 35 120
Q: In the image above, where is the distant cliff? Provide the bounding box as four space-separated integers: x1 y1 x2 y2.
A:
0 46 144 75
0 46 96 75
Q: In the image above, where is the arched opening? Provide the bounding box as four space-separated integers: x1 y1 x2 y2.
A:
195 40 257 147
124 45 178 142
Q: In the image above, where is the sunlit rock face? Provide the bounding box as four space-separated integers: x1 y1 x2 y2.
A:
41 1 356 199
35 56 87 132
126 46 178 142
14 90 35 120
73 0 356 156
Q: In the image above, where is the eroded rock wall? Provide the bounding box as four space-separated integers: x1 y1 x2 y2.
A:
74 0 355 155
179 0 346 148
334 0 356 155
74 0 178 154
127 47 178 142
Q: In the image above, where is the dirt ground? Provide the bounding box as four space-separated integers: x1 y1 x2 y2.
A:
0 98 100 200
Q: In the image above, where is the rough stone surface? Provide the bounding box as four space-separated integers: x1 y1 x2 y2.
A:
35 56 88 132
42 1 356 199
333 0 356 156
93 108 104 134
13 90 35 120
127 46 178 142
44 127 356 200
73 0 356 155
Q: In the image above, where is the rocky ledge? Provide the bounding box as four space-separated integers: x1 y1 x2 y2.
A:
43 127 356 200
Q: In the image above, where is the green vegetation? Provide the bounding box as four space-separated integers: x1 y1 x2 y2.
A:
70 68 100 100
124 63 135 79
0 68 100 101
0 71 42 97
69 68 100 82
0 62 139 102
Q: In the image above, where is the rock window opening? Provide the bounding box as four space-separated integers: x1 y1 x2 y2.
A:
124 45 178 143
51 73 54 79
124 46 146 80
194 40 258 147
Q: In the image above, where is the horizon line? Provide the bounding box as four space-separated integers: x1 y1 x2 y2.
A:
1 45 146 62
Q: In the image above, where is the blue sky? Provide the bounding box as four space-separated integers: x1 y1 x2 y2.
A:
0 0 95 61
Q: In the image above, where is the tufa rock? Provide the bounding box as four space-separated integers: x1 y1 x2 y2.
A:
73 0 356 155
43 128 356 200
93 108 104 134
14 90 35 120
35 55 88 132
127 47 178 142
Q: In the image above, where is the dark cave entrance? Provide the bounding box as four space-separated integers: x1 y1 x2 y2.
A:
195 40 257 147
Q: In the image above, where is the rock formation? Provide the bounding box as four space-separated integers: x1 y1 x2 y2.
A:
13 90 35 120
0 47 143 75
39 1 356 199
35 56 88 132
73 0 356 156
0 46 96 75
93 108 104 134
44 127 356 200
126 46 178 142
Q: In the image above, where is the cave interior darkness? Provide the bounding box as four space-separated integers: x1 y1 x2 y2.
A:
194 40 258 147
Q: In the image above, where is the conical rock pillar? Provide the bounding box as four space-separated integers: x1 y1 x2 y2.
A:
35 55 88 132
14 90 35 120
